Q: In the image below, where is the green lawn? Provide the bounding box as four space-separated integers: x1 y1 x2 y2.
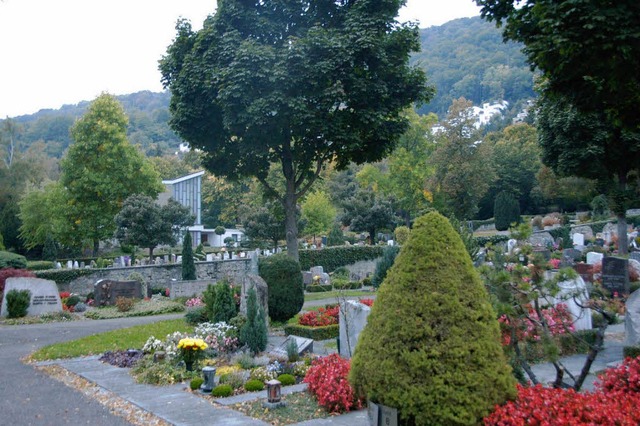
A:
303 289 373 303
29 319 193 361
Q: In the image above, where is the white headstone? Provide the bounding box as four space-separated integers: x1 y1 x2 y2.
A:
507 239 517 254
626 290 640 345
1 278 63 317
55 262 62 269
387 240 394 246
572 233 585 247
206 254 213 261
66 260 73 269
339 300 372 358
177 255 182 263
73 260 79 269
554 275 592 331
586 252 604 265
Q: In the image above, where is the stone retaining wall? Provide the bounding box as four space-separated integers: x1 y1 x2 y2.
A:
64 257 257 295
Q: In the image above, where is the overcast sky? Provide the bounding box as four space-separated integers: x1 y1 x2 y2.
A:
0 0 481 118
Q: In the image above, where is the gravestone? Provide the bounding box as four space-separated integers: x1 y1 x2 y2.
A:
572 233 585 249
625 289 640 345
529 232 554 248
269 335 313 359
574 263 594 283
629 259 640 282
66 260 73 269
369 401 398 426
339 300 372 358
309 266 330 284
571 225 594 241
555 275 592 331
1 278 62 317
55 262 62 269
206 254 213 261
563 249 582 262
302 271 313 286
630 252 640 263
532 248 551 261
73 260 79 269
93 279 142 306
586 252 604 265
240 274 269 320
602 257 629 294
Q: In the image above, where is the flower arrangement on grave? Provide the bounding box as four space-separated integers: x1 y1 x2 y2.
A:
177 337 208 370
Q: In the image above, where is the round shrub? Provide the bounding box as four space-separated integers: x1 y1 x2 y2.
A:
185 306 208 325
244 379 264 392
349 212 517 425
277 373 296 386
0 251 27 269
211 384 233 398
65 295 80 307
190 377 204 391
258 254 304 322
394 226 410 245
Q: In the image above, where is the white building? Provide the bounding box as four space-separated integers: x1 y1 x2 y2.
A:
158 171 244 247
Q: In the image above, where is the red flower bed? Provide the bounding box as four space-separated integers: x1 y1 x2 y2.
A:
298 305 339 327
359 298 374 307
304 353 362 413
596 356 640 394
484 384 640 425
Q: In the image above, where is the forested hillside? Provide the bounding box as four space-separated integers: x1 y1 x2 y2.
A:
4 17 534 159
415 16 535 117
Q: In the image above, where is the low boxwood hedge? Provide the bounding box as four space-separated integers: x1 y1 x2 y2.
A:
306 284 333 293
298 246 384 272
35 268 96 285
283 323 339 340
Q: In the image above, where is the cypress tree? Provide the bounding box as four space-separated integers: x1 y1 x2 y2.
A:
349 212 516 425
240 288 267 354
181 232 196 280
326 222 344 246
494 191 521 231
212 281 237 323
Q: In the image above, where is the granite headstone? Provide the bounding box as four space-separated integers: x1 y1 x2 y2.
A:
602 257 629 294
1 278 62 317
93 279 142 306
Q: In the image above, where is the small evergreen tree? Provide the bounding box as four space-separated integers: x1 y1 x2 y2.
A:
181 232 196 280
494 191 521 231
240 288 267 354
211 281 237 323
350 212 516 425
326 222 344 247
258 254 304 322
371 245 400 288
42 234 58 261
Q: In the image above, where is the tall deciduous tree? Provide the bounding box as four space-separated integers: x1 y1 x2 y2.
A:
114 194 194 260
61 94 162 255
341 187 396 244
301 191 336 245
477 0 640 252
428 98 495 220
160 0 431 261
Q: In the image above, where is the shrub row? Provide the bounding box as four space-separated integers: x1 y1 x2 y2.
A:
298 246 384 272
474 234 509 247
35 269 96 285
305 284 333 293
283 323 339 340
26 261 56 271
0 251 27 269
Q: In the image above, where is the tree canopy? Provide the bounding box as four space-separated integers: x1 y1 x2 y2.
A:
61 94 163 254
160 0 431 260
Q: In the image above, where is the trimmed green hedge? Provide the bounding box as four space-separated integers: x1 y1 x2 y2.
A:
474 235 509 247
333 281 363 290
283 323 339 340
547 226 572 248
623 346 640 359
26 261 56 271
306 284 333 293
0 251 27 269
298 246 384 272
470 218 495 231
35 269 96 285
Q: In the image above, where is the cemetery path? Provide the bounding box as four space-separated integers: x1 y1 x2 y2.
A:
0 313 183 426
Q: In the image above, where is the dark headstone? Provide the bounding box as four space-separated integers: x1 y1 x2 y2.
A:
574 263 594 283
93 279 142 306
602 257 630 294
594 238 605 247
563 248 582 263
533 248 551 261
369 401 398 426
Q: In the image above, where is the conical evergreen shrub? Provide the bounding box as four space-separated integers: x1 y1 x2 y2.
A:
181 232 196 280
494 191 520 231
240 287 267 354
349 212 516 426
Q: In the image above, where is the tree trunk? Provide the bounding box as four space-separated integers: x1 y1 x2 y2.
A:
149 246 154 262
93 239 100 257
283 183 299 262
617 213 629 255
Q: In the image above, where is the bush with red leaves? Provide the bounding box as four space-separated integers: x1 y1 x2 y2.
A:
484 384 640 425
596 356 640 394
0 268 36 298
298 305 340 327
304 353 362 413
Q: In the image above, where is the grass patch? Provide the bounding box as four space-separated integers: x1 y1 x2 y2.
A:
29 318 193 361
1 311 81 325
232 391 332 424
84 298 184 319
303 290 372 303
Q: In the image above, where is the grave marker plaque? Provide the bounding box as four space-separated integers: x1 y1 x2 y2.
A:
93 279 142 306
602 257 629 294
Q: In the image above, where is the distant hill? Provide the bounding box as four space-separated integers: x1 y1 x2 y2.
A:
11 91 180 158
414 16 535 118
6 17 535 157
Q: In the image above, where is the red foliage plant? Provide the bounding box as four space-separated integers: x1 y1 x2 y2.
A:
484 384 640 425
0 268 36 298
359 298 374 307
298 305 339 327
596 356 640 394
304 353 363 413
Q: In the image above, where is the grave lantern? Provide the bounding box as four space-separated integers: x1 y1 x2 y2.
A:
266 379 282 403
200 366 216 393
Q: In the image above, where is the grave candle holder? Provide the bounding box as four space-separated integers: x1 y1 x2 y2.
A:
200 366 216 393
263 379 286 408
